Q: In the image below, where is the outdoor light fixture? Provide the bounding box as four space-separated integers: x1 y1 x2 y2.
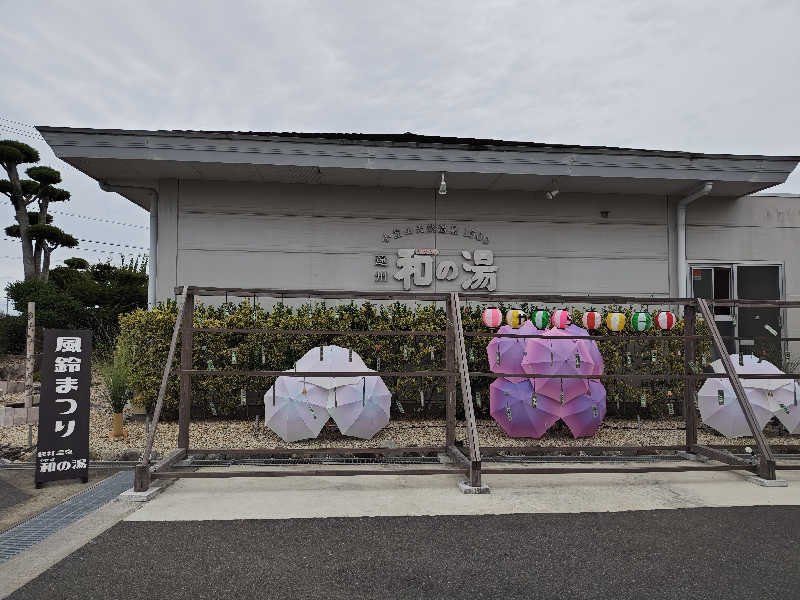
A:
545 188 559 201
438 172 447 195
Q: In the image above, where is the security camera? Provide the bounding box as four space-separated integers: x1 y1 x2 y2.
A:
545 189 559 201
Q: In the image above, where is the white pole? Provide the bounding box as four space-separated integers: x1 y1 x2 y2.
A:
148 194 158 308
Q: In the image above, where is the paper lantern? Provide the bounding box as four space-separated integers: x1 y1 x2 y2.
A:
551 309 570 329
631 312 652 332
606 312 626 331
656 311 676 330
506 309 526 329
582 311 601 330
532 310 551 330
482 307 502 328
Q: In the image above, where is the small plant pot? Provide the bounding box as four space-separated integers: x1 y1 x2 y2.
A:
109 412 128 439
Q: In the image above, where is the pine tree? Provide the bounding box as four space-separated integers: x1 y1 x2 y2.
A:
0 139 77 280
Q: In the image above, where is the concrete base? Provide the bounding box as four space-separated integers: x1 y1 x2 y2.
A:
745 476 788 487
119 485 165 502
458 480 491 495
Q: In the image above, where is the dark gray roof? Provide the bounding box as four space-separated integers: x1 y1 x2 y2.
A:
35 126 800 161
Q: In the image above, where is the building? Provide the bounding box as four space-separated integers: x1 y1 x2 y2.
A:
37 127 799 352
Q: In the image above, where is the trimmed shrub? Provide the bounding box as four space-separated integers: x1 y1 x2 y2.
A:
117 301 711 420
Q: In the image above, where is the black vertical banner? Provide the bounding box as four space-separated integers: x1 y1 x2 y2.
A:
35 330 92 487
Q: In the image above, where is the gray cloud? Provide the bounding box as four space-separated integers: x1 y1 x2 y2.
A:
0 0 798 292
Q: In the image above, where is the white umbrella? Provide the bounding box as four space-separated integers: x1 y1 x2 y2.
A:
697 377 774 437
293 345 370 390
328 376 391 439
771 382 800 433
264 376 330 442
711 354 793 391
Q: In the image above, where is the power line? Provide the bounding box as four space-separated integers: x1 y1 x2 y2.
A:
49 209 148 229
3 237 147 251
0 116 38 130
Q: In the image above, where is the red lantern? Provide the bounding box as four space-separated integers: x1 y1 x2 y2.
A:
656 311 676 330
582 311 601 330
482 307 503 328
551 309 570 329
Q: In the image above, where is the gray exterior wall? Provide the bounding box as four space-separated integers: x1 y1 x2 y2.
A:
155 179 677 300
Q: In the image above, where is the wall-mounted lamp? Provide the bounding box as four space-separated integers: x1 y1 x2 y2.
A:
438 173 447 195
545 188 559 201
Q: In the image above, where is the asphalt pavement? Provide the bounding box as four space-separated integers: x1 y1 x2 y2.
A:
6 505 799 600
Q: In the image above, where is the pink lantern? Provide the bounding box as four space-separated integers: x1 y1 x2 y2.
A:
582 311 601 330
482 307 503 328
656 311 676 330
550 309 570 329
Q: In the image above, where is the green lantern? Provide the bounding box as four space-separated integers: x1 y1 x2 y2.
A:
532 309 551 330
631 312 652 332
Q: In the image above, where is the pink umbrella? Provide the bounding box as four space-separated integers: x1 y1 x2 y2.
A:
522 328 589 402
486 321 536 383
489 378 560 438
561 379 607 438
564 324 604 377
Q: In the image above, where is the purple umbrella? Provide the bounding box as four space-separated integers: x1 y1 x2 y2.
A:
561 379 607 438
489 378 560 438
486 321 536 383
522 327 589 403
564 324 604 377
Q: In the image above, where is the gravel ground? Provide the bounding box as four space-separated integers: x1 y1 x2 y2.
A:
3 380 799 460
7 507 800 600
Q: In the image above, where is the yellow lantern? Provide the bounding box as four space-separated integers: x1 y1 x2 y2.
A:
606 312 626 331
506 309 526 329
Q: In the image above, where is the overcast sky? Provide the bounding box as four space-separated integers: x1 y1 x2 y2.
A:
1 0 798 301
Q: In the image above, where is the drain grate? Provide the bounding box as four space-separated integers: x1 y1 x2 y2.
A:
0 471 133 563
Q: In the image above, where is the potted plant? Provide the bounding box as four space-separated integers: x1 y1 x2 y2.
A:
103 341 131 439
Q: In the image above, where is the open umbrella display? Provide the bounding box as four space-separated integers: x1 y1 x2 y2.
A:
489 378 560 438
264 376 330 442
328 376 392 439
773 383 800 433
564 323 604 376
697 377 774 437
522 327 589 402
710 354 793 391
561 379 607 438
293 345 369 390
486 321 537 383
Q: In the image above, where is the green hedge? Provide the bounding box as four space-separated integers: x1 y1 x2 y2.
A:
117 301 712 420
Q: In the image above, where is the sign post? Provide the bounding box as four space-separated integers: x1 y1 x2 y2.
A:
35 330 92 488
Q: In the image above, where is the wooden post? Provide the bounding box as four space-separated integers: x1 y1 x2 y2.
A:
136 287 189 492
445 296 456 447
683 303 697 450
24 302 35 447
697 299 776 479
177 292 194 450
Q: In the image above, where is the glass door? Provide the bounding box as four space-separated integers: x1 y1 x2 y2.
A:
691 266 735 356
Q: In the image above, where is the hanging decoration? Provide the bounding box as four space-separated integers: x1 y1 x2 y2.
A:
482 307 503 328
506 309 526 329
550 309 570 329
655 311 676 330
532 309 551 330
606 312 626 331
582 310 601 330
631 312 652 332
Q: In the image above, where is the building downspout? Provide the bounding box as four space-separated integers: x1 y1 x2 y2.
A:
98 182 158 308
677 181 713 299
